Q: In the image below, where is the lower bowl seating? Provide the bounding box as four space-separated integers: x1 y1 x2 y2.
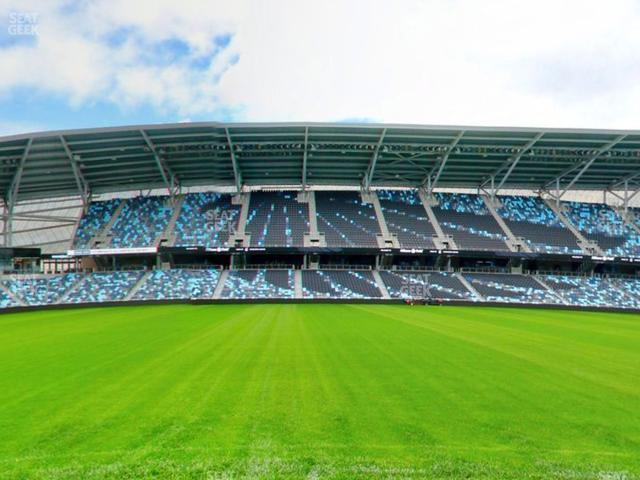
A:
5 274 83 305
380 271 476 300
541 275 640 308
464 273 560 304
302 270 381 299
221 270 295 299
134 269 220 300
65 271 144 303
0 269 638 310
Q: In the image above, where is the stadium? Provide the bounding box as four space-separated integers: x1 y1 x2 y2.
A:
0 121 639 478
3 122 640 308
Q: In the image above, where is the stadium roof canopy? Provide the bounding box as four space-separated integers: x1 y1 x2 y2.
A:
2 122 640 203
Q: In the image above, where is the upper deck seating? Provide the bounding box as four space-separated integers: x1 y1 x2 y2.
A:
377 190 436 248
626 208 640 245
315 192 381 247
110 196 172 248
302 270 382 298
73 199 121 248
496 196 582 254
173 192 240 248
432 193 509 251
245 192 309 247
561 202 640 256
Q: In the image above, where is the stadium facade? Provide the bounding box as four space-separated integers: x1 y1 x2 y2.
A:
2 122 640 310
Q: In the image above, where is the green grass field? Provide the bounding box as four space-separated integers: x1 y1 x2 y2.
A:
1 304 639 479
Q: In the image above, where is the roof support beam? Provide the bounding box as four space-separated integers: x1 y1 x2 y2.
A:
0 212 78 223
543 135 626 195
225 128 242 193
607 180 640 214
141 129 179 198
302 127 309 190
480 132 544 195
8 137 33 204
621 181 640 213
554 135 626 198
1 201 6 247
422 130 464 195
4 138 33 246
59 135 90 210
608 170 640 190
363 128 387 190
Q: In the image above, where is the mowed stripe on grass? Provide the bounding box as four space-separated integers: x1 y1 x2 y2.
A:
0 304 638 479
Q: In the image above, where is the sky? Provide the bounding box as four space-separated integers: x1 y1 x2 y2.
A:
0 0 639 136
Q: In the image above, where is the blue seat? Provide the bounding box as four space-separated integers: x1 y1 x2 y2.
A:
73 199 121 248
134 269 220 300
110 197 172 248
221 270 295 299
432 193 509 251
496 196 582 254
378 190 436 248
315 192 381 247
561 201 640 256
245 192 309 247
174 192 240 247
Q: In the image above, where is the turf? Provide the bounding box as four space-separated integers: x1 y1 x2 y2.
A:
0 304 639 479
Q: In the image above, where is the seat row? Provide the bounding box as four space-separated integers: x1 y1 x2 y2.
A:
72 191 640 255
1 270 640 309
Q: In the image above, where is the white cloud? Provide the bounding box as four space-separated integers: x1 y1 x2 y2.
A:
218 0 640 128
1 0 640 128
0 0 241 114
